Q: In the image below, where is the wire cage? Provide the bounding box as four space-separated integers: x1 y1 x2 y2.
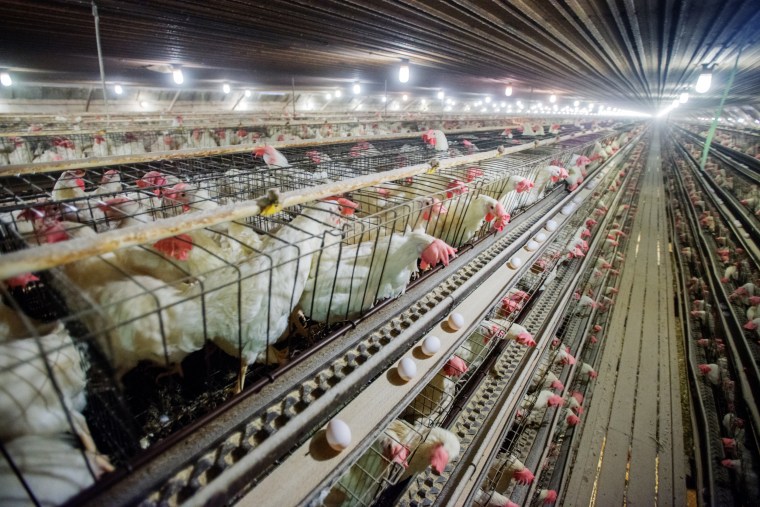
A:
0 128 621 506
0 114 553 166
665 140 760 503
470 141 638 505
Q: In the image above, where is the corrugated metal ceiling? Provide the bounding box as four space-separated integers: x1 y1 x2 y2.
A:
1 0 758 111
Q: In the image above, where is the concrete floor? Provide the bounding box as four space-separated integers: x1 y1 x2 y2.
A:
564 131 688 505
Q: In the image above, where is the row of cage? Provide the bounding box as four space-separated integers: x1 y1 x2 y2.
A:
0 127 629 506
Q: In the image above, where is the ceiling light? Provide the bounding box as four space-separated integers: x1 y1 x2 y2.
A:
573 100 580 107
485 96 492 103
450 100 456 106
245 89 252 98
549 94 557 103
672 98 680 107
402 94 408 101
335 89 342 98
352 81 361 94
500 101 506 107
505 83 513 96
222 83 231 94
0 72 12 87
421 98 427 104
381 96 387 102
437 90 445 100
696 64 712 93
114 84 123 95
678 92 689 103
139 100 149 109
399 59 410 83
172 67 184 85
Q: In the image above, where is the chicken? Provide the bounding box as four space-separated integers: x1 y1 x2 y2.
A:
425 194 509 247
51 170 87 202
557 408 581 433
300 228 456 323
537 489 559 504
473 489 518 507
532 370 564 392
64 200 353 389
0 323 94 449
0 434 113 507
504 322 536 347
488 453 535 493
401 426 460 479
698 363 721 385
422 130 449 151
456 325 502 365
254 145 289 168
578 362 598 381
520 389 565 425
161 182 220 218
90 134 111 158
407 356 468 425
8 137 33 165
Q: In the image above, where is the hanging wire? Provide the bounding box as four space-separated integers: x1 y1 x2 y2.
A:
91 1 110 127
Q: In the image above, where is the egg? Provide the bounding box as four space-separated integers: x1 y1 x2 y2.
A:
448 312 465 331
508 256 523 269
534 232 547 243
325 419 351 451
421 335 441 355
397 357 417 381
572 196 582 204
525 240 539 252
544 219 558 232
561 203 575 215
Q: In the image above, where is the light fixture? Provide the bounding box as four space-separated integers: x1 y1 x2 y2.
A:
573 100 580 107
352 81 361 94
172 67 184 85
325 92 332 100
114 84 123 95
245 89 252 98
500 101 506 107
505 83 513 96
672 98 680 107
381 96 387 103
679 92 689 103
139 100 150 109
335 89 342 98
402 94 408 101
222 83 231 94
0 72 12 87
549 94 557 103
399 58 410 83
695 64 712 93
421 98 427 104
485 96 492 103
437 90 445 100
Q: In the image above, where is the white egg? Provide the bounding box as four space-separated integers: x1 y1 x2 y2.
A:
544 219 558 232
421 335 441 355
508 256 523 269
448 312 465 331
572 196 582 204
525 240 539 251
561 203 575 215
534 232 547 243
326 419 351 451
734 220 742 227
397 357 417 381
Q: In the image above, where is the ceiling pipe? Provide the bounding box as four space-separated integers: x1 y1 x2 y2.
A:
91 1 110 126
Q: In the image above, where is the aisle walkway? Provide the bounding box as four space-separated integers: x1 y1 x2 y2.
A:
564 131 688 505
